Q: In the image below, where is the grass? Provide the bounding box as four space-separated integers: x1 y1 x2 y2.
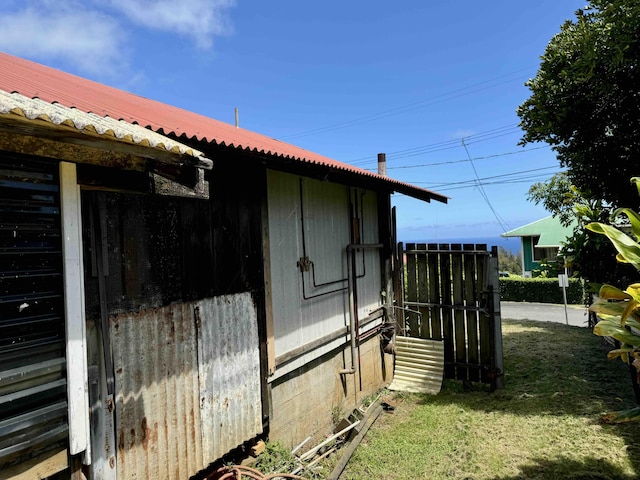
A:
339 319 640 480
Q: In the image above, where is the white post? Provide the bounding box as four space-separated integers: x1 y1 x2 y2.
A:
60 162 90 459
559 268 569 325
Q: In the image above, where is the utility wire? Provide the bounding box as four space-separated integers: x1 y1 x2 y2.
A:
348 124 525 166
461 138 511 232
377 145 549 171
408 166 561 190
279 68 535 140
428 172 562 191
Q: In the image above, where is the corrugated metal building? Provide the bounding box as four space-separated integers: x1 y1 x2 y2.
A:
0 53 447 479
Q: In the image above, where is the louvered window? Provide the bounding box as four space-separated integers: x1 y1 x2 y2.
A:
0 153 68 470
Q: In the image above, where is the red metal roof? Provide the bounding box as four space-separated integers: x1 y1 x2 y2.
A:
0 52 447 203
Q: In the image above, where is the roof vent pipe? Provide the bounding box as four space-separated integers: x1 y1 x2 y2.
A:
377 153 386 176
235 107 239 128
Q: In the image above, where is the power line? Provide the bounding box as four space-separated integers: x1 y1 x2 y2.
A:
410 165 561 189
278 67 536 140
432 172 562 191
461 138 511 232
380 145 550 171
348 124 528 167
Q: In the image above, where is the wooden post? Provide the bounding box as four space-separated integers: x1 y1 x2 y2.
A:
417 243 429 339
440 244 454 379
488 246 504 389
451 244 466 381
427 244 441 340
405 243 418 336
463 244 480 383
60 162 90 456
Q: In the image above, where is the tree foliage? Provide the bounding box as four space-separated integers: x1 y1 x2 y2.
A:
518 0 640 210
498 246 522 275
526 172 633 285
527 172 576 227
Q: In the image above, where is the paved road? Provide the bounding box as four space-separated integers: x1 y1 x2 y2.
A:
500 301 590 328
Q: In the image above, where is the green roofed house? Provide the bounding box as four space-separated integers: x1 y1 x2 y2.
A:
502 216 577 277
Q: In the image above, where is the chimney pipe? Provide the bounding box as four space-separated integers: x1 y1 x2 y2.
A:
235 108 239 128
377 153 386 176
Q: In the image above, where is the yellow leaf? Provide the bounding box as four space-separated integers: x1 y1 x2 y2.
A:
621 299 639 326
600 284 631 300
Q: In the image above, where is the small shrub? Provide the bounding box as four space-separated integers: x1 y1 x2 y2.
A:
253 442 298 475
499 276 584 304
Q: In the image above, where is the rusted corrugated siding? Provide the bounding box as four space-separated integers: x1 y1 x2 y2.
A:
196 293 262 462
111 302 204 480
110 294 262 479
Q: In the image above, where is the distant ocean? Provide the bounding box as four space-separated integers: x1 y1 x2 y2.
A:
399 236 521 254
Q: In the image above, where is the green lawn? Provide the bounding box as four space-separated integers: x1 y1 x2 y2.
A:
340 319 640 479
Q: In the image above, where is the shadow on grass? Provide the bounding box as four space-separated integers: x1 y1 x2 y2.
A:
411 319 639 476
489 456 637 480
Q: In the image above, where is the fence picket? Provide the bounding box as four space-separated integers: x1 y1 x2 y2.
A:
416 243 429 338
464 244 480 383
405 243 418 337
451 244 467 381
427 244 441 340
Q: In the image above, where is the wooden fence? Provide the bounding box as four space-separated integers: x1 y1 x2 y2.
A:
396 243 503 389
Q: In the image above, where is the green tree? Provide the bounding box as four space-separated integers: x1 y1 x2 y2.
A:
498 246 522 275
518 0 640 210
526 173 633 285
527 173 576 227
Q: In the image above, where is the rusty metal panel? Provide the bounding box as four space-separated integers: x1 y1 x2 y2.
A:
196 293 262 463
111 302 204 480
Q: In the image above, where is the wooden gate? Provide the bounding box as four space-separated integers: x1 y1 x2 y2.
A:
396 243 503 389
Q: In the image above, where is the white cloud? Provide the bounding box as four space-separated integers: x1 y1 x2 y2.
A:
104 0 236 49
0 4 127 76
0 0 235 77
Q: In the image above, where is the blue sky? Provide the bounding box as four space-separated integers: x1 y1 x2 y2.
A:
0 0 586 250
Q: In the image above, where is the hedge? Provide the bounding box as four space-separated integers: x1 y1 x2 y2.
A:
499 277 585 304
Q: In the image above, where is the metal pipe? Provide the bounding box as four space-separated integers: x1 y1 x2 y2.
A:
340 243 383 375
291 436 312 455
377 153 387 176
298 180 367 299
275 309 383 368
340 246 358 375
